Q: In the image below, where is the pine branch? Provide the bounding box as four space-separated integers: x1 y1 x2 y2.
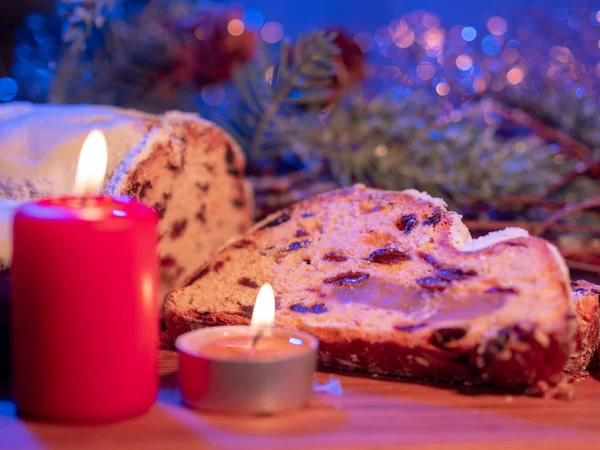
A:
310 89 582 212
223 31 339 164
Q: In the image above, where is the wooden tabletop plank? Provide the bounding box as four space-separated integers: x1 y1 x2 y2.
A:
1 350 599 449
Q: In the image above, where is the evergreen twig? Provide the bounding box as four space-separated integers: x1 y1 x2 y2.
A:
224 31 339 163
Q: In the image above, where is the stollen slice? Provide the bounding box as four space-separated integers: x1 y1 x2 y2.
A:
565 280 600 376
165 185 576 393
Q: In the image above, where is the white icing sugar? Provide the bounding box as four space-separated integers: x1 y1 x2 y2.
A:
0 102 155 201
458 227 529 252
0 199 21 269
401 189 448 208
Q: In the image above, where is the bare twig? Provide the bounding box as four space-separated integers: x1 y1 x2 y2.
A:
537 196 600 236
493 103 592 162
564 259 600 274
495 195 569 210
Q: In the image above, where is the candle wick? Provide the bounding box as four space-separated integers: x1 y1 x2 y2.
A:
78 196 91 208
251 329 264 349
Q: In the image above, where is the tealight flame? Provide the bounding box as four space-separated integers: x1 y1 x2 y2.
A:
251 283 275 328
74 130 108 196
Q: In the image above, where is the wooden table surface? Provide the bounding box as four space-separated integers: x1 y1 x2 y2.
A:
2 350 600 450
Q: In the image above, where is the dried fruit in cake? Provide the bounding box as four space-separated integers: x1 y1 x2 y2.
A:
165 184 576 394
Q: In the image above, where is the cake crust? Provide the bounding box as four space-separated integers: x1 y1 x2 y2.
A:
165 185 576 393
565 280 600 376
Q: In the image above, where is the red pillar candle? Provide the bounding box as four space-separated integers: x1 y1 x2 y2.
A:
11 196 159 422
10 131 159 423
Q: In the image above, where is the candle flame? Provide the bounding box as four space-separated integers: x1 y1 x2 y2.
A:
251 283 275 328
74 130 108 196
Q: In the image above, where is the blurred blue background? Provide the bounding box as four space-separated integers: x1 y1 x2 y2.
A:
238 0 570 34
0 0 594 78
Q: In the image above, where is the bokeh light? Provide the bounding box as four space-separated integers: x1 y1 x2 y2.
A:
487 17 508 36
481 35 504 56
417 62 436 80
461 26 477 42
506 67 525 85
422 13 440 29
393 30 414 48
201 83 226 106
422 29 445 56
261 21 284 44
515 141 527 153
0 78 18 102
435 82 450 96
374 145 389 157
194 27 205 40
502 47 519 64
473 78 486 93
456 55 473 71
568 15 581 29
227 19 245 37
242 9 264 31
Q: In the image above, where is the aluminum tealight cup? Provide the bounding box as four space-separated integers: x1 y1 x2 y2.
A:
176 326 318 414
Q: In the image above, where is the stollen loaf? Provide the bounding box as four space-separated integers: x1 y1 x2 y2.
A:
0 103 253 300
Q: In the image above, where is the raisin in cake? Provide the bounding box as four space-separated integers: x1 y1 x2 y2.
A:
565 280 600 375
166 184 576 393
0 103 252 301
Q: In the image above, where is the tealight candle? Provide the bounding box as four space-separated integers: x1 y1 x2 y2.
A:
11 131 159 423
176 284 318 414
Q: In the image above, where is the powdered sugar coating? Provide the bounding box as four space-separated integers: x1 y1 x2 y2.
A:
0 199 20 270
458 227 530 252
0 102 154 201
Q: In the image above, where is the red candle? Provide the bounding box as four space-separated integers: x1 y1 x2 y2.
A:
10 131 159 423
